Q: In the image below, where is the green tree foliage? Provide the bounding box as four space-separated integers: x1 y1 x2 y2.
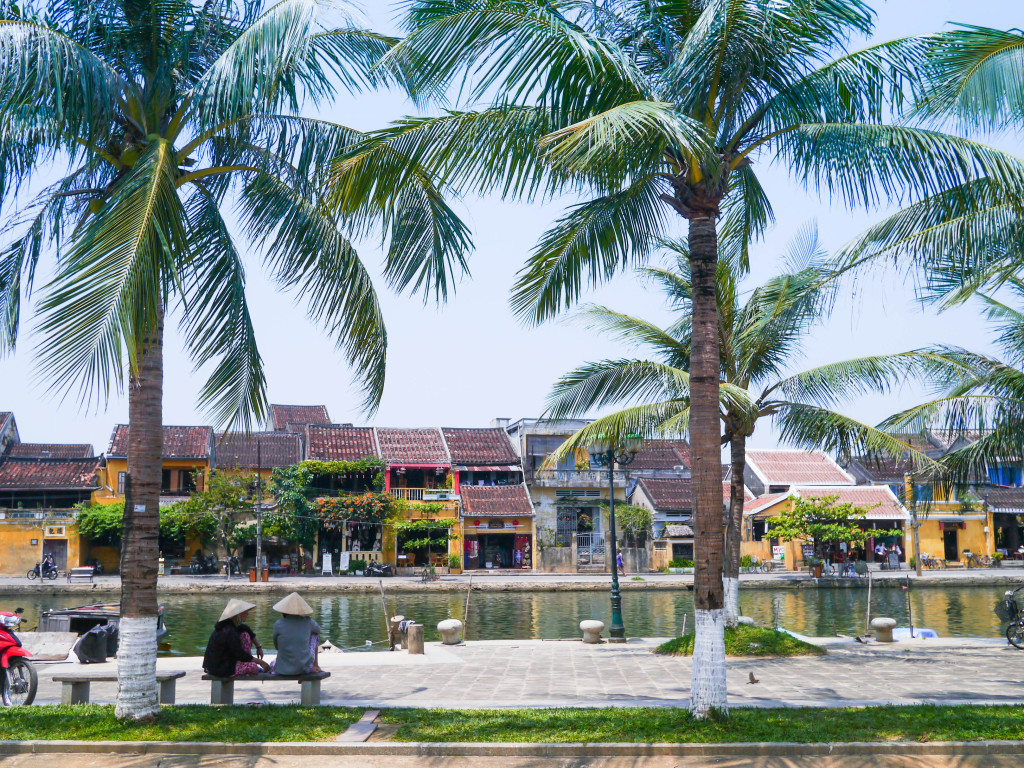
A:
393 518 455 552
76 502 125 545
161 471 256 556
768 495 900 561
612 504 653 548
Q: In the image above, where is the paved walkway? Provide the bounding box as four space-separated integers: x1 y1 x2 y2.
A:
4 565 1024 594
28 636 1024 708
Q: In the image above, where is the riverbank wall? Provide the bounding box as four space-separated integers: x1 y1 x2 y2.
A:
3 571 1023 596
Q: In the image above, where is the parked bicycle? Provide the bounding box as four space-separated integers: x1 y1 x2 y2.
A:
996 585 1024 649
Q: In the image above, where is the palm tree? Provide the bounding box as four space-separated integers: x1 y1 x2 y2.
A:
330 0 1023 715
0 0 458 720
542 226 944 623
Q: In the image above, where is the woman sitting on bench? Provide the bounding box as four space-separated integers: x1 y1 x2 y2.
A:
270 592 322 675
203 599 271 677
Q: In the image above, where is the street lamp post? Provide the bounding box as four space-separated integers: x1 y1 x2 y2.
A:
589 442 638 642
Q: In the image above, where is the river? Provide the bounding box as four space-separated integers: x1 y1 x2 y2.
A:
6 585 1012 655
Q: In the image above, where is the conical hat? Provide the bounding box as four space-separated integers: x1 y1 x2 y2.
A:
219 598 256 623
273 592 313 616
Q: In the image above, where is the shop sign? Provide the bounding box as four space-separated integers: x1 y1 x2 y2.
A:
488 519 504 529
800 544 815 560
503 522 515 529
44 525 66 538
772 545 785 559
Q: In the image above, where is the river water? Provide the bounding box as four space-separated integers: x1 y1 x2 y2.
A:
6 585 1013 655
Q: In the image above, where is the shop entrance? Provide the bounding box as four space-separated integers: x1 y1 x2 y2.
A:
469 533 532 569
43 539 68 571
943 527 959 562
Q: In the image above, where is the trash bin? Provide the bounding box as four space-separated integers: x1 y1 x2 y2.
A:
261 567 269 582
249 567 257 582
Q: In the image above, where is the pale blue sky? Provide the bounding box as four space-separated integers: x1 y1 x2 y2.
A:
1 0 1018 452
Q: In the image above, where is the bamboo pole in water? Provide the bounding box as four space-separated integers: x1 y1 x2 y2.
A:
378 580 391 648
865 569 872 636
462 575 473 638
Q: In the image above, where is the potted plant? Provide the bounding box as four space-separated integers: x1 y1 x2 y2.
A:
667 558 694 574
805 555 823 578
739 554 756 573
447 553 463 574
992 552 1004 568
349 558 368 576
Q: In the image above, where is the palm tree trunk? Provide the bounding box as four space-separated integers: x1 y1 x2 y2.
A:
686 214 727 717
724 431 746 626
116 310 163 721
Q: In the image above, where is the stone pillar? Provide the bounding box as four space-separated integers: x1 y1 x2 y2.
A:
407 623 424 654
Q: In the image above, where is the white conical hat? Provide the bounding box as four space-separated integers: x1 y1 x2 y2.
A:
219 598 256 622
273 592 313 616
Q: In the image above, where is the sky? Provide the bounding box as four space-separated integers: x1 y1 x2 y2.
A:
1 0 1020 453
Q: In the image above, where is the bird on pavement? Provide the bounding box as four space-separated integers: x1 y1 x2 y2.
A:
748 672 759 685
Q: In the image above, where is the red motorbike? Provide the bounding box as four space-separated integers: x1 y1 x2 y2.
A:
0 608 37 706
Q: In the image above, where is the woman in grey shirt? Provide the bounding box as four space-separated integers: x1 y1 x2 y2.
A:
269 592 321 675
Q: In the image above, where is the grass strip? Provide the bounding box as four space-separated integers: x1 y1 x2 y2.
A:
0 705 361 742
379 705 1024 743
655 625 825 657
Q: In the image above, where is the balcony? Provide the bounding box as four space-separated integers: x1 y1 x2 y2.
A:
390 488 460 502
529 469 629 488
0 509 78 521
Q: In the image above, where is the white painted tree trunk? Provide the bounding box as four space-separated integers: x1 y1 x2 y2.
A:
690 608 728 717
115 616 159 720
723 576 739 627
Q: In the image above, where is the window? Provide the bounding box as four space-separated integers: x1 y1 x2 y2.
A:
179 471 197 494
161 470 173 494
117 472 126 495
752 520 767 542
672 543 694 560
988 465 1023 487
768 485 788 494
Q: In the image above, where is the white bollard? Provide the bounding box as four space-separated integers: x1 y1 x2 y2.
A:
580 620 605 644
437 619 463 645
871 617 897 642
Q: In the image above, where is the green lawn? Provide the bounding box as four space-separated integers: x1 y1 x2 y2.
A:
0 705 361 742
2 705 1024 743
655 625 825 657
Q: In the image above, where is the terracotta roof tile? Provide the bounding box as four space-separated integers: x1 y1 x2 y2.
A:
664 523 694 538
376 428 449 465
305 425 378 461
271 404 330 430
7 443 94 459
442 428 518 466
215 432 302 469
744 491 791 515
636 476 693 512
977 486 1024 512
848 456 916 484
460 484 534 518
0 457 100 489
107 425 212 459
746 449 853 487
793 485 907 520
629 440 690 470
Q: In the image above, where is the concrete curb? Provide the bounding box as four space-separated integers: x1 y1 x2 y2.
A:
1 740 1023 757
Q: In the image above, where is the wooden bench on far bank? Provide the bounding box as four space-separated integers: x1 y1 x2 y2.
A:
53 671 186 705
66 566 95 584
201 670 331 706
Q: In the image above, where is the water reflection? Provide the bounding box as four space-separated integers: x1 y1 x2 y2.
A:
4 585 1011 655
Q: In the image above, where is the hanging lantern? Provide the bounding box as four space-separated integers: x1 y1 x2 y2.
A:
474 519 480 526
512 519 519 526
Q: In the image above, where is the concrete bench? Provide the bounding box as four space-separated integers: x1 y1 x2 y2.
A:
66 567 95 584
201 670 331 706
53 671 186 704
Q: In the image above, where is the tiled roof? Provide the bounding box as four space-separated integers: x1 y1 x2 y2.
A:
376 428 449 465
270 404 330 430
7 443 94 459
636 477 693 512
744 492 791 516
305 425 378 461
848 456 917 484
926 428 987 452
977 486 1024 512
0 413 11 429
460 484 534 518
629 440 691 470
107 425 213 459
745 449 854 487
793 485 908 521
664 523 694 538
724 482 754 505
215 432 302 469
0 457 100 489
442 428 518 466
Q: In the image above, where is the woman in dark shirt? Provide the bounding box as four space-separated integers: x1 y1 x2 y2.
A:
203 599 270 677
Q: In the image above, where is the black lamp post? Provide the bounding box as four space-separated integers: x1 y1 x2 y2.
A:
589 439 639 642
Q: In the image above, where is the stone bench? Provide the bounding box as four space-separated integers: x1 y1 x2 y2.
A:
66 567 95 584
201 670 331 706
53 671 185 704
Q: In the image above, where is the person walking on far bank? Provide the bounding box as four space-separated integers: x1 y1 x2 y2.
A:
616 551 625 576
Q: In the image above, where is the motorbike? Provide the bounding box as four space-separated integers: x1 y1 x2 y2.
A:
190 554 218 574
26 559 58 581
0 609 37 706
999 585 1024 649
365 561 394 577
224 556 241 576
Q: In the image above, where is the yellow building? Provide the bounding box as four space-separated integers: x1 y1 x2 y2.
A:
742 485 910 571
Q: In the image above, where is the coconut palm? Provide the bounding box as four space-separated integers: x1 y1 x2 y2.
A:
0 0 460 719
542 226 950 623
329 0 1024 715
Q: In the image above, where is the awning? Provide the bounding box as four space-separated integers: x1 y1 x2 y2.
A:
457 465 521 472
